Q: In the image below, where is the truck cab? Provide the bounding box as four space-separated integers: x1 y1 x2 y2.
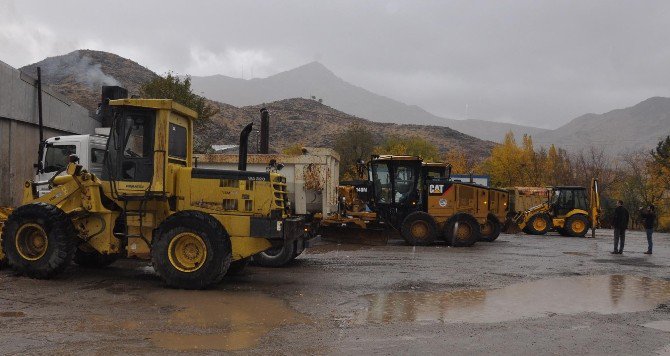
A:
36 131 108 196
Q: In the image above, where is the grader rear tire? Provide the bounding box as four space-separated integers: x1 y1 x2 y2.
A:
1 203 76 279
479 217 502 242
445 214 480 247
564 214 590 237
151 211 231 290
526 213 551 235
400 212 437 246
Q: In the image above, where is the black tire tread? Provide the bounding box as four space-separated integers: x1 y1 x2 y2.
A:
1 202 76 279
151 211 231 289
400 211 438 246
445 213 480 247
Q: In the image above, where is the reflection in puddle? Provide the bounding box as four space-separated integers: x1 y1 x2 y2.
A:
357 275 670 324
150 291 305 351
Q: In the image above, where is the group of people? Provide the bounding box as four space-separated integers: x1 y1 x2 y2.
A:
611 200 656 254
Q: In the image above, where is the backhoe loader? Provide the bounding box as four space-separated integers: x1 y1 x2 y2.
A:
318 155 508 246
514 178 600 237
0 99 302 289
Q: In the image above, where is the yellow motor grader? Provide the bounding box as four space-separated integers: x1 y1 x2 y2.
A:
0 99 302 289
514 178 600 237
318 155 509 246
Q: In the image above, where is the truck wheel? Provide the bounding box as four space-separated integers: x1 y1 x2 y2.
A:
226 257 250 276
1 203 76 279
400 212 437 246
73 246 119 268
445 214 480 247
479 217 502 242
151 211 231 289
564 214 590 237
252 242 296 267
526 213 551 235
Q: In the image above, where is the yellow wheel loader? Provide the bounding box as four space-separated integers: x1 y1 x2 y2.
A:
514 178 600 237
0 99 302 289
318 156 509 246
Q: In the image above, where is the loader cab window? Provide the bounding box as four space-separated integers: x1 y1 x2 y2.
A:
103 109 155 182
168 123 187 161
43 145 76 173
371 162 392 204
553 189 575 216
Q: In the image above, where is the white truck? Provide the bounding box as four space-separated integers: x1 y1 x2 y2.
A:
36 129 109 196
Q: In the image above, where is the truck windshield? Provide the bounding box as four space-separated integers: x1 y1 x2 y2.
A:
43 145 76 173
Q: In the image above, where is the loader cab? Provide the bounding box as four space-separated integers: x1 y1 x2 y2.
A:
102 99 195 196
368 156 423 226
549 186 589 217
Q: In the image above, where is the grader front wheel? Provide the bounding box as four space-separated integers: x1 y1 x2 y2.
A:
1 203 76 279
151 211 231 289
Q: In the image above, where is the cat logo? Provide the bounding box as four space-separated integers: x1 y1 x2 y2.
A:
429 184 445 195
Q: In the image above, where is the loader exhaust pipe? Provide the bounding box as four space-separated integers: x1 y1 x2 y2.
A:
238 122 254 171
259 108 269 154
35 67 44 174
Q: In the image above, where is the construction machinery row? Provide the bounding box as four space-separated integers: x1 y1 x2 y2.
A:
0 84 601 290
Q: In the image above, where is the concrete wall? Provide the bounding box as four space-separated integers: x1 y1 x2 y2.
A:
0 60 101 206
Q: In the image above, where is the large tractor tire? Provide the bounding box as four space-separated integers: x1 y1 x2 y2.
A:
252 242 297 267
73 246 119 268
479 216 502 242
400 212 438 246
1 203 77 279
444 213 480 247
564 214 590 237
151 211 231 290
525 213 552 235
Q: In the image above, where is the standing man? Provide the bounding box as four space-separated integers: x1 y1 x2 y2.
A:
611 200 629 254
640 205 656 254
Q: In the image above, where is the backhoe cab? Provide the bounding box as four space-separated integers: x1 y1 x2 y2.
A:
514 179 600 237
1 99 302 289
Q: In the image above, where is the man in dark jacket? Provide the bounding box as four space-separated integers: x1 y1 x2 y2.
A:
611 200 629 254
640 205 656 254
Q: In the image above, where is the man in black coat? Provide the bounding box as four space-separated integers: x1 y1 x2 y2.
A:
640 205 656 254
611 200 629 254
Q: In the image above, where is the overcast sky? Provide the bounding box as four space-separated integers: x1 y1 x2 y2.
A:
1 0 669 129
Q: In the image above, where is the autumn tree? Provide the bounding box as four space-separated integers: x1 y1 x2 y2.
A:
444 148 470 174
377 135 440 162
141 72 218 119
481 131 525 187
333 124 377 179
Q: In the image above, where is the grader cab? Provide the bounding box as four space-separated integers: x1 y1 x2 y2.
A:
1 99 302 289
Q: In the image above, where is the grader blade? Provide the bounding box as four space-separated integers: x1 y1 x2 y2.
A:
319 225 390 246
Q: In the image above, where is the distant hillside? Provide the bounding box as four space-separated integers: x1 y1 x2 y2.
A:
21 50 158 113
189 62 546 142
19 50 494 159
534 97 670 154
203 98 494 158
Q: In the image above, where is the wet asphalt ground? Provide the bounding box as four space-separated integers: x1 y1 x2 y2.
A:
1 229 669 355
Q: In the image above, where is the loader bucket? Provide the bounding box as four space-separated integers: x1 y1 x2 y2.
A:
318 225 390 246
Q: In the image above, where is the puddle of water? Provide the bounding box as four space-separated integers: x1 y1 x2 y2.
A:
355 275 670 325
149 291 305 351
0 311 25 317
643 320 670 333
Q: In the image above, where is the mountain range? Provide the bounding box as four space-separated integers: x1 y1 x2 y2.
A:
190 62 549 142
19 50 670 157
19 50 494 158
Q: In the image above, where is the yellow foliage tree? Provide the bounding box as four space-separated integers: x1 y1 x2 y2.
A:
481 131 525 187
376 135 440 162
444 148 470 174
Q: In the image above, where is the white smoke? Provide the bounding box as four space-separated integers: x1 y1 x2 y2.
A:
69 54 120 88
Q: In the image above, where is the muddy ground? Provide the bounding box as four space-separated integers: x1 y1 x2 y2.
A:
1 229 669 355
